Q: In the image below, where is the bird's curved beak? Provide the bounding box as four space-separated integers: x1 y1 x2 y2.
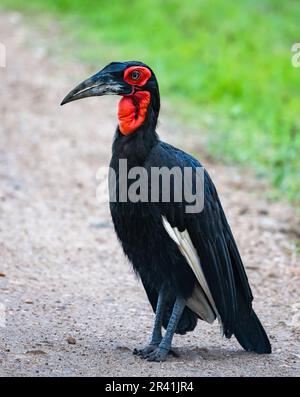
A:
61 70 132 105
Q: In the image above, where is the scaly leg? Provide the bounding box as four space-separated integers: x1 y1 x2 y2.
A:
147 297 186 362
133 287 166 358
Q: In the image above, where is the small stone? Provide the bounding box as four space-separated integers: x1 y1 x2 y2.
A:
67 336 76 345
24 300 33 304
0 272 6 277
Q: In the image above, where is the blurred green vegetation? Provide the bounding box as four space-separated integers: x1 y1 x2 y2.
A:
1 0 300 202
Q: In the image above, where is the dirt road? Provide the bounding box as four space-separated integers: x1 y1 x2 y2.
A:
0 12 299 376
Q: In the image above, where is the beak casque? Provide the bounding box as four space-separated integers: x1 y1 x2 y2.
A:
61 70 132 105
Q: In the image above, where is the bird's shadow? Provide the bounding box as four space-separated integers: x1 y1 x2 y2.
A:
175 346 258 362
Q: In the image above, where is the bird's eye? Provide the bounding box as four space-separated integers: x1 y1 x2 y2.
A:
124 66 151 86
131 70 140 80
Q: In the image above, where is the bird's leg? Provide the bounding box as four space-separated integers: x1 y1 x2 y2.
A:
133 287 166 358
147 297 186 362
149 287 166 345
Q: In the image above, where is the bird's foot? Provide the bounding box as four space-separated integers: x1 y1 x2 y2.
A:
133 344 158 358
133 345 179 361
146 347 169 362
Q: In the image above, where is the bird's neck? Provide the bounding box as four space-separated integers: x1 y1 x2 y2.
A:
112 125 159 168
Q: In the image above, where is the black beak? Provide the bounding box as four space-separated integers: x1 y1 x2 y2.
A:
61 70 132 105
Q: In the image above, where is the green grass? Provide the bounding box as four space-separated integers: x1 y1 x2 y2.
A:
1 0 300 202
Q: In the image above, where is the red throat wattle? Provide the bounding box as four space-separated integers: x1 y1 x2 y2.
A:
118 91 151 135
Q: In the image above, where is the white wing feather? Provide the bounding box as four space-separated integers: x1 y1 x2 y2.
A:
162 216 221 324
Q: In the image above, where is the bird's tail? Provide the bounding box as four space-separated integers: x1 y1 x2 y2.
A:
234 309 271 354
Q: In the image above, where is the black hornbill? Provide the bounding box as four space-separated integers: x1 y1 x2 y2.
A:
61 61 271 362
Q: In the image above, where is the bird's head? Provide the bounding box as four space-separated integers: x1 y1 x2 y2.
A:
61 61 160 135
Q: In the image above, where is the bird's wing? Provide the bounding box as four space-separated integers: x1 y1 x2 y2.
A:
162 215 217 324
149 142 253 337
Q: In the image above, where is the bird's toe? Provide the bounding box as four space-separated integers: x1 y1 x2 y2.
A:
146 347 169 362
133 344 158 359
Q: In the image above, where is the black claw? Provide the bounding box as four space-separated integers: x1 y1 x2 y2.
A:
133 344 158 359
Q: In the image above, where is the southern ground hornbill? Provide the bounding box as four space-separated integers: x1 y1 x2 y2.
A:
61 61 271 362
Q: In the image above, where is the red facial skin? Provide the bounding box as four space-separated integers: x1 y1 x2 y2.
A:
118 66 152 135
118 91 151 135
